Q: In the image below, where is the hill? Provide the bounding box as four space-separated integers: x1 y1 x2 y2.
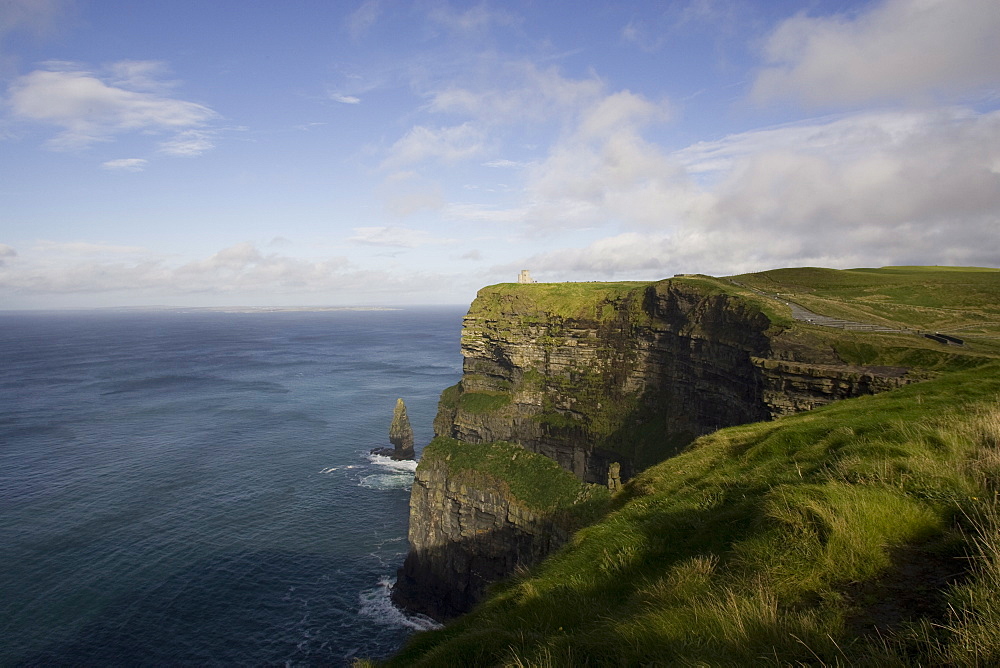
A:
379 266 1000 666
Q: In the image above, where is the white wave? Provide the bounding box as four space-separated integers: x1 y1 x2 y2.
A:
318 464 361 474
367 453 418 473
358 576 442 632
359 473 413 490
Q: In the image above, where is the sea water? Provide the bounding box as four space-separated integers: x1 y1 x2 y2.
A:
0 307 464 666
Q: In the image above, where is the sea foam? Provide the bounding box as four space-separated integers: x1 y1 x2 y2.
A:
358 576 441 632
359 453 419 490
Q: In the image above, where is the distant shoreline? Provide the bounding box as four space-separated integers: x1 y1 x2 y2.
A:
162 306 403 313
0 305 406 314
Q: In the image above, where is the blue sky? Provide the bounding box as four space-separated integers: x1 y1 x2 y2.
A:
1 0 998 308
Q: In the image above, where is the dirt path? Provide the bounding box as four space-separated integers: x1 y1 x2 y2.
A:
730 280 909 333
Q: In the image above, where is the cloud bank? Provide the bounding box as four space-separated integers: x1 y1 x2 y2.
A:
5 61 218 150
752 0 1000 106
0 241 472 305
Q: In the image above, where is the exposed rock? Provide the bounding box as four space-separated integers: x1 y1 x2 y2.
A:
395 278 918 618
371 398 415 460
391 454 570 620
435 280 914 483
607 462 622 492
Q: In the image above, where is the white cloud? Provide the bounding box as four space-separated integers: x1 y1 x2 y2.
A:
444 202 527 225
577 90 669 139
33 240 151 256
348 226 455 248
6 63 218 150
479 90 685 232
428 61 604 125
483 159 521 168
753 0 1000 106
347 0 382 40
510 233 675 278
158 129 215 156
0 241 478 305
107 60 175 93
332 94 361 104
0 243 16 266
506 107 1000 278
0 242 343 295
101 158 148 172
706 109 1000 246
673 109 969 179
381 122 485 168
426 3 518 35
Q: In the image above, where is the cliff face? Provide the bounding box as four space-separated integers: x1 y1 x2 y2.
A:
397 278 916 619
392 437 604 621
434 279 912 483
391 454 570 620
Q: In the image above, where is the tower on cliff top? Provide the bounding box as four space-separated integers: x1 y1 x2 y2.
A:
518 269 537 284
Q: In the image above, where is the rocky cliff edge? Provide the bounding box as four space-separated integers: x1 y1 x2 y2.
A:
395 276 916 619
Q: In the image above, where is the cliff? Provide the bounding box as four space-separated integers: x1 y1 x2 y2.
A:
392 438 606 619
395 276 920 620
434 278 913 482
383 267 1000 663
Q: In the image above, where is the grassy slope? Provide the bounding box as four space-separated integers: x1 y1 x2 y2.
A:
390 364 1000 667
731 266 1000 368
382 267 1000 666
734 266 1000 346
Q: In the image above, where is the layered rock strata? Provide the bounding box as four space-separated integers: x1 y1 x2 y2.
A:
397 278 916 619
392 455 570 619
434 279 913 483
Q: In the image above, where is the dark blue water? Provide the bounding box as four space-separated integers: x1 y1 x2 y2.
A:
0 307 464 666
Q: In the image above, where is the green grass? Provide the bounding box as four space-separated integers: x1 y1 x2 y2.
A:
387 363 1000 666
421 437 610 515
733 266 1000 339
378 266 1000 666
470 281 652 322
457 390 512 414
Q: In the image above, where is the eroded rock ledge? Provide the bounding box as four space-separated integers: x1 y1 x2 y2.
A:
391 443 586 619
395 278 915 619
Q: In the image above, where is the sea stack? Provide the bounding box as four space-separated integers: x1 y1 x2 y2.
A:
372 398 415 460
389 398 415 460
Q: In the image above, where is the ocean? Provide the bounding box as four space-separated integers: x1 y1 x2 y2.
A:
0 307 465 666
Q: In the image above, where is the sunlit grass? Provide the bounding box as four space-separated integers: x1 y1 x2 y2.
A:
733 265 1000 339
387 364 1000 666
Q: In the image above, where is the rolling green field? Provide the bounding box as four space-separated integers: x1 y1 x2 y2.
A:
376 266 1000 667
733 266 1000 340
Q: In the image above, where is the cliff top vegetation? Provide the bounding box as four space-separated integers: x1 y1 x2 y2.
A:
421 437 610 520
470 281 652 322
474 267 1000 358
389 361 1000 666
734 266 1000 347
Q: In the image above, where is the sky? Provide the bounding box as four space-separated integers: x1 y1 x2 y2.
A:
1 0 998 309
